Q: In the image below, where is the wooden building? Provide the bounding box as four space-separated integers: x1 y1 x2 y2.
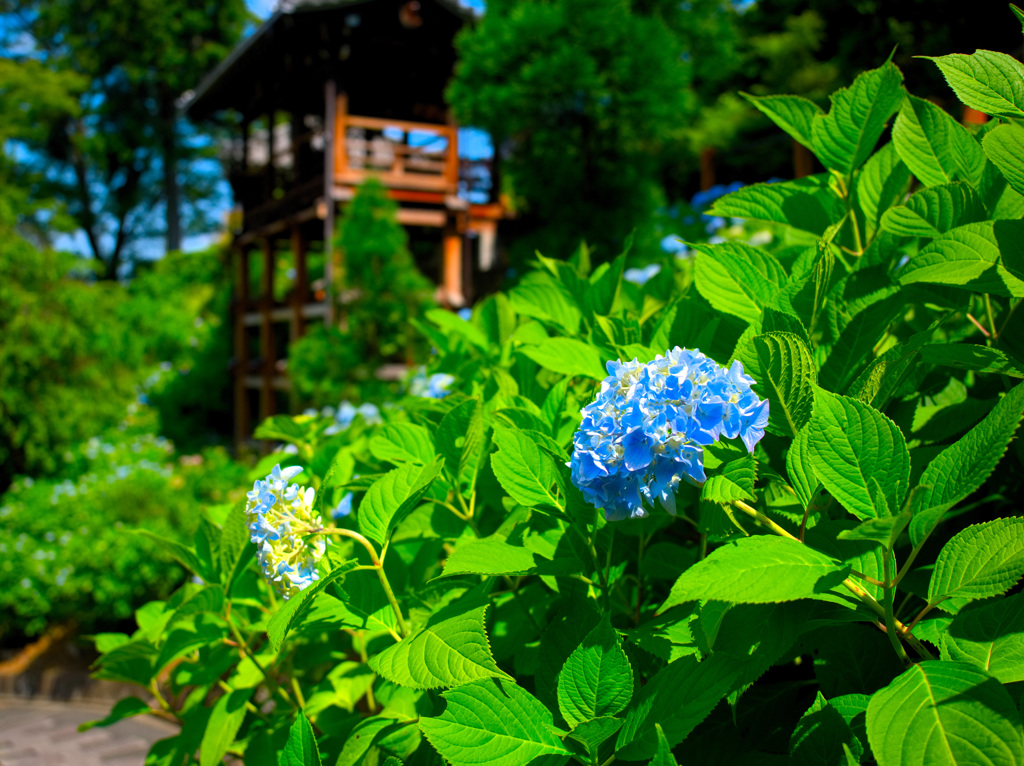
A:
183 0 506 443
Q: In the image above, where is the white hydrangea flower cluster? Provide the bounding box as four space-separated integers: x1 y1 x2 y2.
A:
245 464 326 600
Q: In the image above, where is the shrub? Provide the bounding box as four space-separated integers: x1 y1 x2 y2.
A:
89 40 1024 766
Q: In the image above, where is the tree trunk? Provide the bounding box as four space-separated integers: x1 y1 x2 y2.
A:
162 103 182 254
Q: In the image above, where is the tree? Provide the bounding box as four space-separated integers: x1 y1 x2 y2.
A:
447 0 720 261
0 0 249 276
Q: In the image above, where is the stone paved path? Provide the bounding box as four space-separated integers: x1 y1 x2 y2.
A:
0 697 177 766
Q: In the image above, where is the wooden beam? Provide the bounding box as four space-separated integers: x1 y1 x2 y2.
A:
290 225 308 345
396 208 446 227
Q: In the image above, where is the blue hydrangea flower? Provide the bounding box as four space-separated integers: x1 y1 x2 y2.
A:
324 401 382 435
569 348 769 521
245 464 326 599
331 492 354 521
409 368 454 398
623 263 662 286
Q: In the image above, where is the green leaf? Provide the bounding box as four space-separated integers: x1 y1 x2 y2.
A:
923 50 1024 119
200 688 252 766
881 183 987 238
419 680 571 766
911 384 1024 545
267 559 361 651
615 653 746 760
661 536 849 610
790 692 863 766
775 241 835 334
77 696 151 732
132 530 203 579
943 592 1024 683
91 639 157 685
254 414 307 445
702 455 757 504
490 427 561 510
787 427 819 511
565 717 623 764
650 724 680 766
693 242 787 324
370 423 436 466
855 142 912 238
369 600 511 689
219 503 254 596
358 456 445 545
891 96 985 187
983 122 1024 198
426 307 489 349
437 398 485 492
896 221 1024 298
557 616 633 728
742 92 823 148
734 332 816 438
709 176 845 237
919 343 1024 378
810 62 904 173
335 717 412 766
866 661 1024 766
518 337 607 380
807 389 910 520
836 511 911 551
927 517 1024 612
440 534 576 578
510 281 581 335
280 712 322 766
818 295 904 394
155 614 228 674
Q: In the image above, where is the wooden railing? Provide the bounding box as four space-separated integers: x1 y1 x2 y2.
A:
334 96 459 193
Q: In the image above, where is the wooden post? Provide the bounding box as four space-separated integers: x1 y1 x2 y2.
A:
323 80 337 325
260 237 276 427
265 110 276 202
233 246 251 446
443 224 464 307
445 113 459 192
290 225 308 344
793 141 814 179
699 147 716 191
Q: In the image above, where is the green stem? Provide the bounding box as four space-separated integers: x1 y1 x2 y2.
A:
985 294 998 339
225 611 296 710
882 553 910 665
731 500 800 541
906 599 945 635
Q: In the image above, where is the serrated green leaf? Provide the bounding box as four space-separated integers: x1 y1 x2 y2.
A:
419 680 571 766
775 242 835 335
693 242 787 324
709 176 845 237
336 718 412 766
810 62 904 173
437 398 485 492
218 503 253 596
565 717 622 764
897 220 1024 297
790 692 863 766
702 455 757 504
518 337 606 380
369 601 510 689
557 616 633 728
807 389 910 520
866 661 1024 766
924 50 1024 119
910 384 1024 545
787 427 819 511
267 559 361 651
983 122 1024 198
200 688 251 766
919 343 1024 377
661 536 848 611
836 511 911 551
254 414 307 445
92 639 158 685
131 530 204 579
280 712 322 766
891 96 985 187
490 427 562 510
156 614 228 673
881 183 987 238
426 307 489 349
615 653 747 760
855 142 912 238
650 724 680 766
942 592 1024 683
818 296 904 395
440 534 577 578
370 423 436 466
509 281 581 335
358 456 445 545
735 332 816 438
743 92 823 148
927 517 1024 612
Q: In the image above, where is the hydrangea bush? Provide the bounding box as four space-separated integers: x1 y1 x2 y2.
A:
88 40 1024 766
